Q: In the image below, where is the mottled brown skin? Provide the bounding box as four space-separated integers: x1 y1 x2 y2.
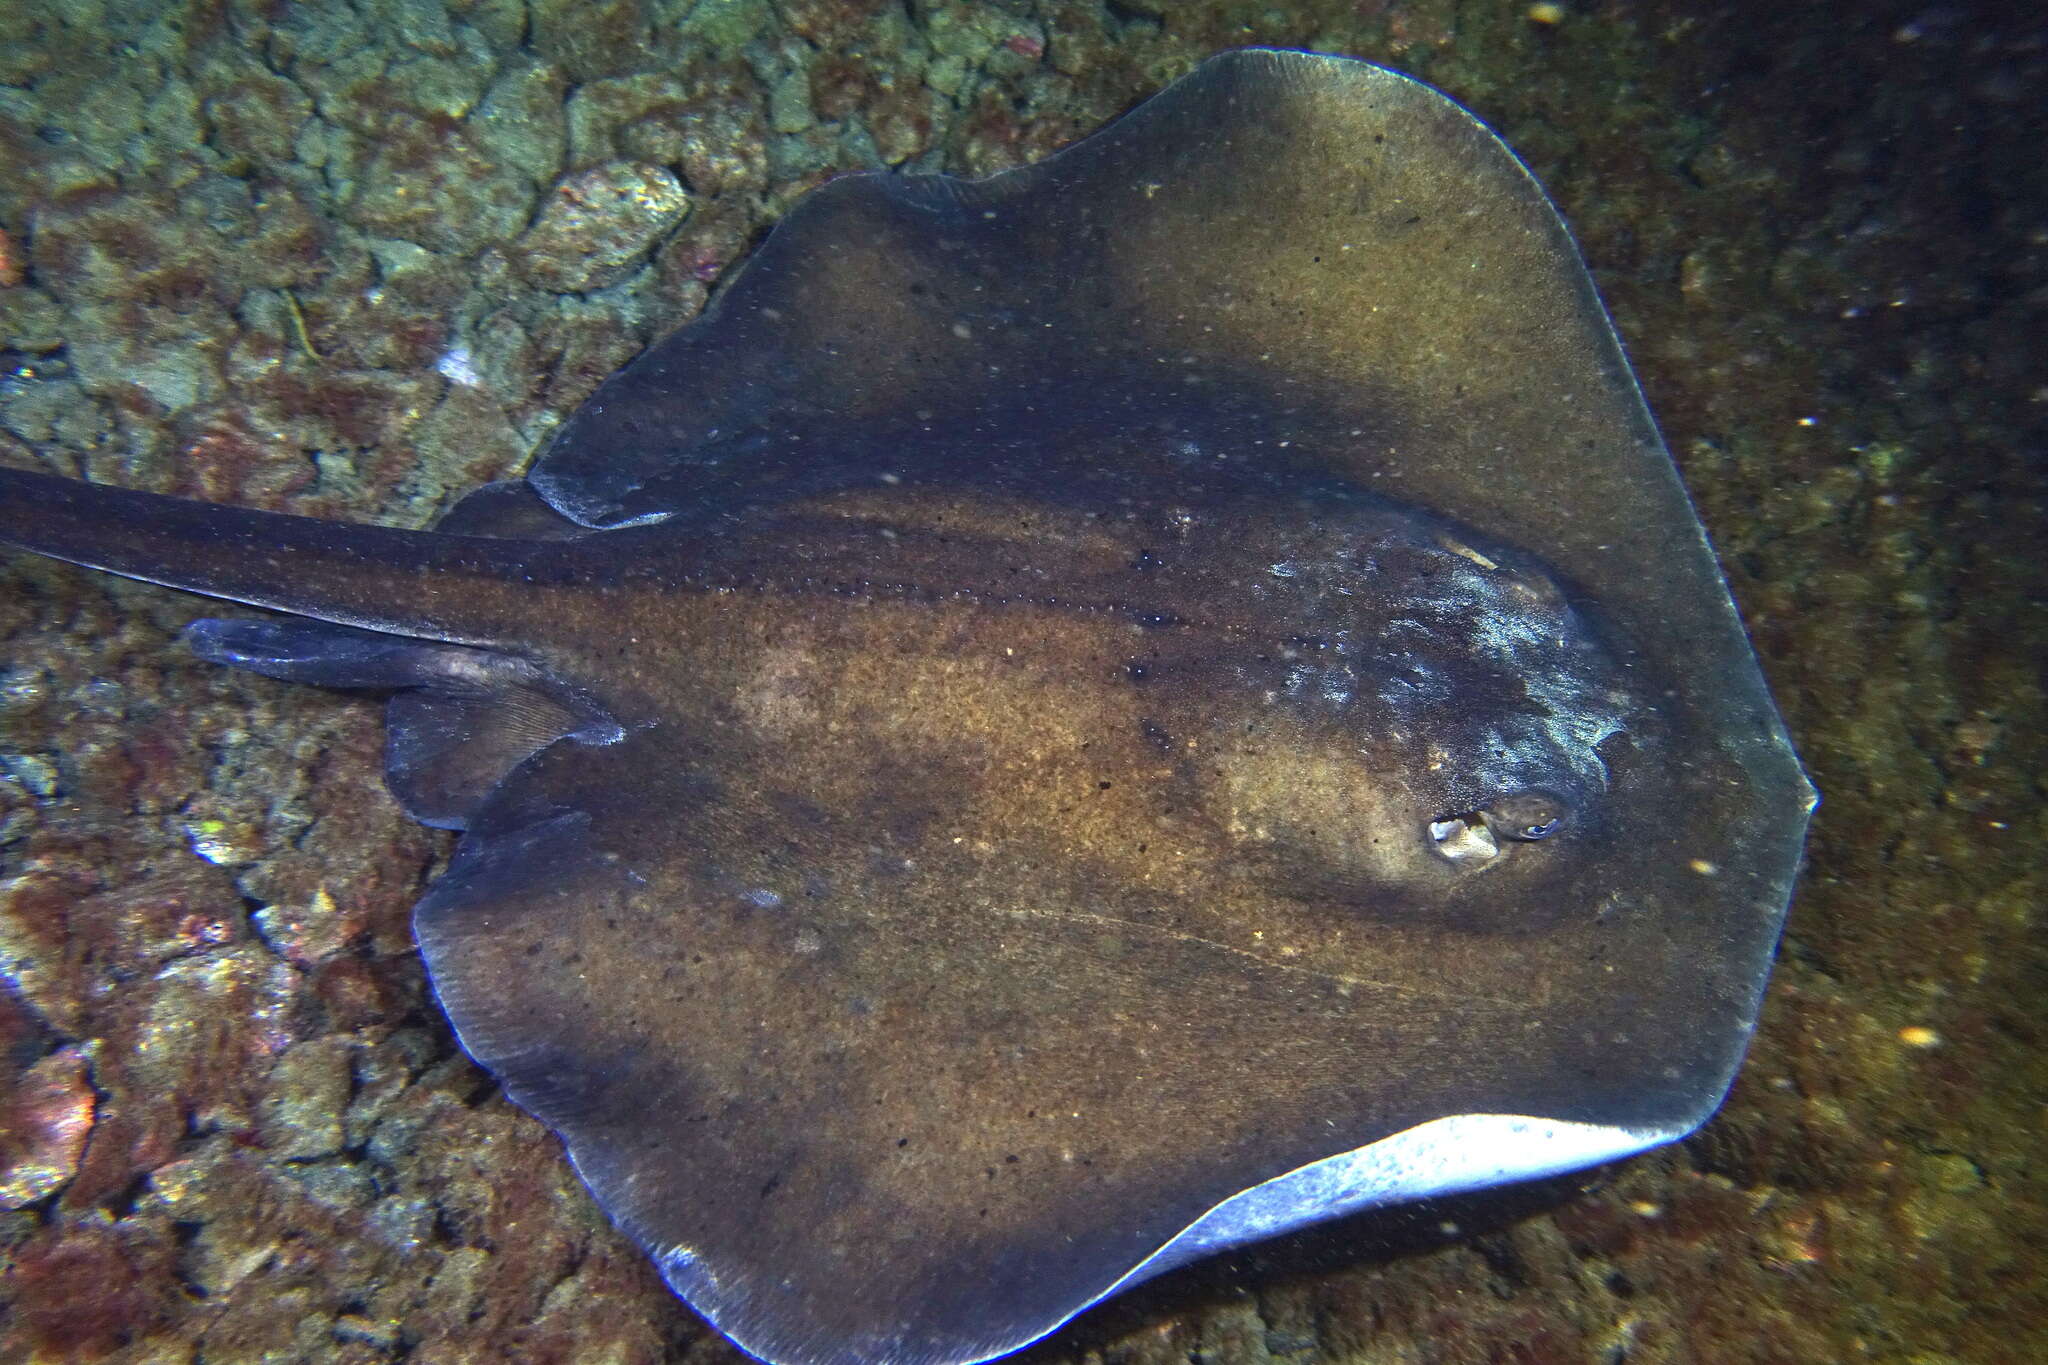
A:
0 51 1813 1365
403 472 1653 1357
0 447 1746 1364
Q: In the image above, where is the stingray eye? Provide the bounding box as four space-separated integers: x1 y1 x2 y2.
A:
1427 789 1570 864
1478 790 1570 842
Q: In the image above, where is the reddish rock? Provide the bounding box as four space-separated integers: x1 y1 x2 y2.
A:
0 1045 92 1208
0 226 23 288
516 163 692 295
3 1222 180 1359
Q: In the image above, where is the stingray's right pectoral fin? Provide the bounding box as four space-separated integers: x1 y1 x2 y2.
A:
188 618 621 830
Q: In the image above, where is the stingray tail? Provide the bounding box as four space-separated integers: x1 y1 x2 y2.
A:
0 464 585 650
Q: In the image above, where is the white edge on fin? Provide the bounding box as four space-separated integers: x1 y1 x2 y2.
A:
1110 1111 1684 1291
682 1112 1687 1365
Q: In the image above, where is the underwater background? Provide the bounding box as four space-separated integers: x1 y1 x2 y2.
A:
0 1 2041 1362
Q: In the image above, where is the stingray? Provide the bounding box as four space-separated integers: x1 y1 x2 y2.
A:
0 49 1813 1365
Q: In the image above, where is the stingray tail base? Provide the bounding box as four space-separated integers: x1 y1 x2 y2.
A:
187 617 621 829
0 464 581 649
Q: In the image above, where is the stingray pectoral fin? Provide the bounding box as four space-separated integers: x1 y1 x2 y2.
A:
433 479 598 541
185 617 473 688
188 617 619 830
0 464 579 649
414 726 1697 1365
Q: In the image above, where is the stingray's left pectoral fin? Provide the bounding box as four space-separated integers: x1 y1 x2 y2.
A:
188 618 620 830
